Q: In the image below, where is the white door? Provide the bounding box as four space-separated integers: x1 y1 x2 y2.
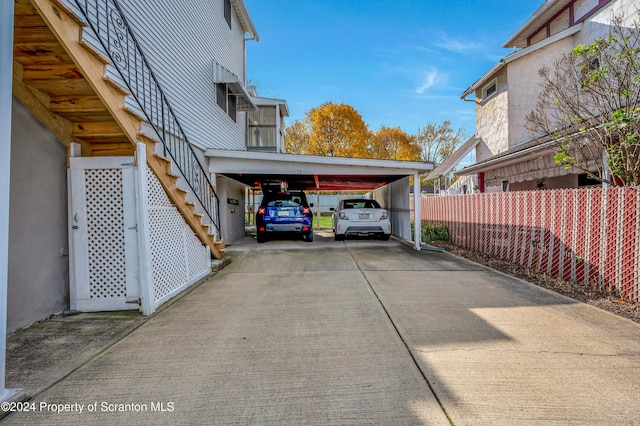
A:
68 157 140 312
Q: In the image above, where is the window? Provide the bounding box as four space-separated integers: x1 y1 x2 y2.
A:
578 57 600 89
224 0 231 28
343 200 381 209
215 83 237 122
215 83 226 110
482 78 498 101
247 106 277 149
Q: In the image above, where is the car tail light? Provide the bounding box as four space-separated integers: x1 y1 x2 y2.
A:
257 207 266 215
339 212 348 220
380 210 388 220
302 226 309 231
259 227 265 232
302 207 310 214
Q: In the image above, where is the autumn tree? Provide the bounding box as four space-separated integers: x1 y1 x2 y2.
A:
525 14 640 186
415 120 468 163
306 102 373 157
372 126 421 161
284 119 310 154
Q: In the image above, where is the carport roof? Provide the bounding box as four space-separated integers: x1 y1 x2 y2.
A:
205 149 435 191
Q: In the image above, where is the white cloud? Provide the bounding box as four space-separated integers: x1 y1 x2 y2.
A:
435 33 483 54
415 68 448 94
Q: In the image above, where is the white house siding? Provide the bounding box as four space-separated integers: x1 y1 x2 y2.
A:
8 99 68 331
216 176 246 243
115 0 248 151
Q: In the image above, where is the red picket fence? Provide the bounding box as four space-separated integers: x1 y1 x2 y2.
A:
420 187 640 302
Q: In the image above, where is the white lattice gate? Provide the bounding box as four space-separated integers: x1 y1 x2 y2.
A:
68 143 212 315
68 156 140 312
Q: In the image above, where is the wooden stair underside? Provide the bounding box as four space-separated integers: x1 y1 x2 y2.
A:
12 0 224 258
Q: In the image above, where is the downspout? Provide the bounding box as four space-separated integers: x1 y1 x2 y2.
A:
0 0 19 402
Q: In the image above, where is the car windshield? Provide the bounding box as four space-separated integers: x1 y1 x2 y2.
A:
265 194 305 207
343 200 380 209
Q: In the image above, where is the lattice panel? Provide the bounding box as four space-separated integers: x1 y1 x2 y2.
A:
147 167 173 207
146 169 210 303
85 169 127 299
149 208 188 300
186 229 209 280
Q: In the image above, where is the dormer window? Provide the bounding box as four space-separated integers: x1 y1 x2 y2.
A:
482 78 498 101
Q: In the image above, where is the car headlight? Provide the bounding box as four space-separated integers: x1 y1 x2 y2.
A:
380 210 388 220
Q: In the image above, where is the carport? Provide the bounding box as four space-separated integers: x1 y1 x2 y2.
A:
205 150 434 249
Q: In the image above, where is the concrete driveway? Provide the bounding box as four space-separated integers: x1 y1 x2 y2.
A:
3 231 640 425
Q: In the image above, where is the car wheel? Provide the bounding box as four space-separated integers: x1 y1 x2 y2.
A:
380 234 390 241
257 232 266 243
334 233 344 241
305 231 314 242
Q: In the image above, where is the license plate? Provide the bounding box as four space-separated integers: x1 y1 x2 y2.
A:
278 211 290 217
359 214 369 219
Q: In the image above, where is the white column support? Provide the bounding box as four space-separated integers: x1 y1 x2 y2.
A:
1 0 19 402
413 172 421 250
316 192 320 229
135 143 154 316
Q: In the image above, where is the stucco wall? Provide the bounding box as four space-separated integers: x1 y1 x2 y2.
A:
475 67 509 160
506 36 577 148
217 175 247 244
8 98 69 331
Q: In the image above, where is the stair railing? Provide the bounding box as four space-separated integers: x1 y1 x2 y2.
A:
73 0 221 237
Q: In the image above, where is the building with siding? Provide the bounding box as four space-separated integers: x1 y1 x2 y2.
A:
4 0 259 335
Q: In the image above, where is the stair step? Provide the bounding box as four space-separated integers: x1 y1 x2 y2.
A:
138 132 159 145
167 171 181 180
103 77 131 96
124 106 145 122
152 152 171 164
79 40 110 65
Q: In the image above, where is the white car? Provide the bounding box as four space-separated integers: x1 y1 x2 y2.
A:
332 199 391 241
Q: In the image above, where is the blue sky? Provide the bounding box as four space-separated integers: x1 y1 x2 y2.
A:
244 1 538 137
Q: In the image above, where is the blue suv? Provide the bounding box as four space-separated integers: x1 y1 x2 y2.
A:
256 191 314 243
